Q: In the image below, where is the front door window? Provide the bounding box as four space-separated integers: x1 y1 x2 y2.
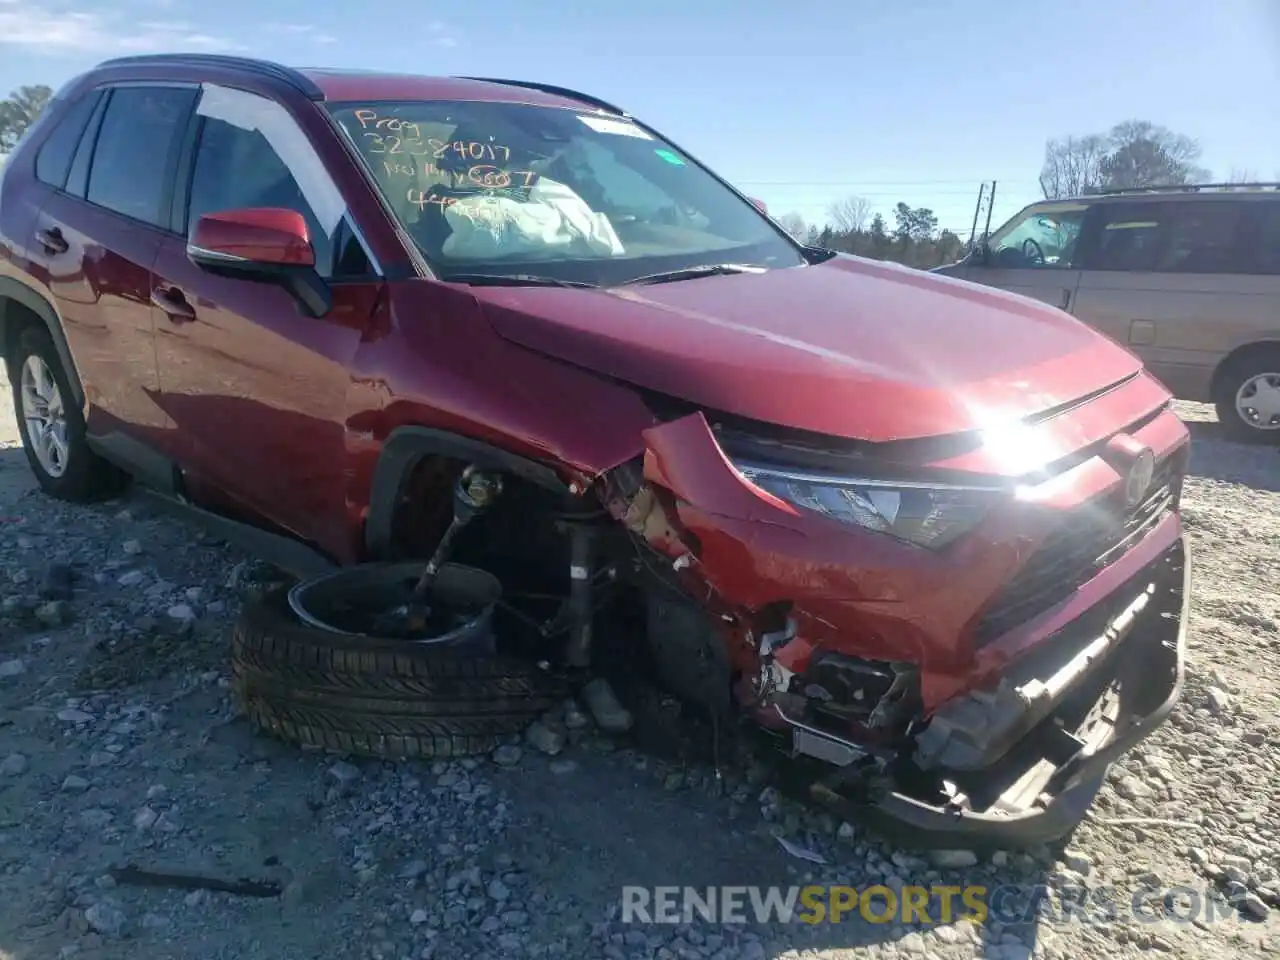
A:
987 203 1091 269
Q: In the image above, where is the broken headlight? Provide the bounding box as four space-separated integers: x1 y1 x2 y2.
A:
735 462 1000 549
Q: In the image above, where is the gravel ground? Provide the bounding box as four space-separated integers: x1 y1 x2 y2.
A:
2 378 1280 960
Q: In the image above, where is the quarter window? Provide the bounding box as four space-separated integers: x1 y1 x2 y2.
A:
86 86 195 226
34 92 101 190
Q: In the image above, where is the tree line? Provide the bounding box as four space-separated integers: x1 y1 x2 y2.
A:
0 86 1258 272
776 119 1262 271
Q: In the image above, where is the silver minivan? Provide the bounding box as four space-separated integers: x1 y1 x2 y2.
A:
935 184 1280 441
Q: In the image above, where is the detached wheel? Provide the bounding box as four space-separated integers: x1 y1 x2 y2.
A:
5 325 125 500
1214 349 1280 443
231 588 565 759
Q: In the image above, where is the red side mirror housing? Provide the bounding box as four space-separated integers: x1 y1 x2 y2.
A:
188 207 315 268
187 207 331 318
748 197 768 215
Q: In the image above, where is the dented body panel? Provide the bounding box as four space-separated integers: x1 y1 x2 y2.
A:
635 388 1188 716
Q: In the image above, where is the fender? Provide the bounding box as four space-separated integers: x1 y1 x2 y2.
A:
0 277 84 409
364 425 569 559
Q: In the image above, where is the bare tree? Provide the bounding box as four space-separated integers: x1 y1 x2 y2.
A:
1101 120 1210 188
827 195 871 234
774 212 808 240
1039 134 1109 199
1041 121 1211 198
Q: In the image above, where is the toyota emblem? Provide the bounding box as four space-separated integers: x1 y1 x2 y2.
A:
1123 447 1155 510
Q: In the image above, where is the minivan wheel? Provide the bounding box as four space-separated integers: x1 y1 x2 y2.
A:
1214 350 1280 443
5 325 126 500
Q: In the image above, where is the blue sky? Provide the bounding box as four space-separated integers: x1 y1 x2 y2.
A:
1 0 1277 235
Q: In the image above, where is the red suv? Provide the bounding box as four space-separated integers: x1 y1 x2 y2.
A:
0 54 1190 846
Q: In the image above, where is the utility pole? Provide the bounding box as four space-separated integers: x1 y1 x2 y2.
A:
968 181 998 253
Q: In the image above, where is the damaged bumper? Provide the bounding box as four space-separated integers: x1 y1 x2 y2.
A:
807 534 1189 848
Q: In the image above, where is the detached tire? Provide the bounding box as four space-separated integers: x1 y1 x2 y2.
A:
1213 348 1280 444
231 589 565 759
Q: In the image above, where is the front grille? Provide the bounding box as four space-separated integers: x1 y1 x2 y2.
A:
972 459 1175 647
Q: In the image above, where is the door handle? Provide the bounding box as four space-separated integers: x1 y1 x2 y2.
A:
151 286 196 322
35 227 68 255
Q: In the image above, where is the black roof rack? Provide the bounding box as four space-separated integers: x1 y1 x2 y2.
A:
1095 181 1280 196
96 54 325 100
454 77 627 116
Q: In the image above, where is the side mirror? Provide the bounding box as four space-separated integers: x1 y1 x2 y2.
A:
187 207 331 318
748 197 768 215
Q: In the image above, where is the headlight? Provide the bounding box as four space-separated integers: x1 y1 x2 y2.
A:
734 462 1001 549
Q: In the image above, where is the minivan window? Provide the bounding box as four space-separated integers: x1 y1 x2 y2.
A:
86 86 196 227
986 203 1089 269
1083 203 1166 272
1157 201 1246 274
1248 202 1280 275
327 100 804 285
35 92 100 190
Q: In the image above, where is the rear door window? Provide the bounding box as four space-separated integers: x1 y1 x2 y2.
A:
1082 203 1167 272
1156 201 1248 274
86 86 196 227
34 91 101 190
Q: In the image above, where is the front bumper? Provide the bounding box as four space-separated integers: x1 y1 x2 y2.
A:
805 534 1190 848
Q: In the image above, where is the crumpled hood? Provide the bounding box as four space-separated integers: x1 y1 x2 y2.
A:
469 255 1143 442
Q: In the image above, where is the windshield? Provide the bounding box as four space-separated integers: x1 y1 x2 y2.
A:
327 100 804 285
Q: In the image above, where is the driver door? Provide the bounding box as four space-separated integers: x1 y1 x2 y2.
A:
962 202 1090 313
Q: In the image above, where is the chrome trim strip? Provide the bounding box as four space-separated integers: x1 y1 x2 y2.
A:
186 244 249 263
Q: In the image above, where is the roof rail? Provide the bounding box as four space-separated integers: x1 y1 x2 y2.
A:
1095 181 1280 196
454 77 627 116
96 54 325 100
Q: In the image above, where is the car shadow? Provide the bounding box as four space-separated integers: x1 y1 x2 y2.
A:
0 444 36 504
1183 419 1280 493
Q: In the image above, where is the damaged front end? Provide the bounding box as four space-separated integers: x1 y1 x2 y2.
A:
598 399 1191 847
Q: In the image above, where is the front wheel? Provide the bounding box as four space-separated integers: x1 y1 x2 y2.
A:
5 325 126 500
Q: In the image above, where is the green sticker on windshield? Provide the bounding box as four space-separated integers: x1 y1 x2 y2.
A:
654 149 685 166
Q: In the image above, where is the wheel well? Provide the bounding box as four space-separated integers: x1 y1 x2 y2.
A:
0 283 84 408
364 425 570 560
1211 340 1280 399
0 296 43 365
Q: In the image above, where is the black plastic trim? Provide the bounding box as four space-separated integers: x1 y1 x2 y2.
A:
365 426 567 559
0 278 85 408
86 432 180 495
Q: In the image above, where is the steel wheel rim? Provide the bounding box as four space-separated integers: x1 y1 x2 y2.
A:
1235 372 1280 431
19 355 69 477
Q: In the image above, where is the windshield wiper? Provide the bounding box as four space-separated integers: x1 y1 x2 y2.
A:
620 263 767 286
439 272 598 289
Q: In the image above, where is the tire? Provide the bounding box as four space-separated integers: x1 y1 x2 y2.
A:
231 588 566 759
5 324 126 500
1213 348 1280 444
